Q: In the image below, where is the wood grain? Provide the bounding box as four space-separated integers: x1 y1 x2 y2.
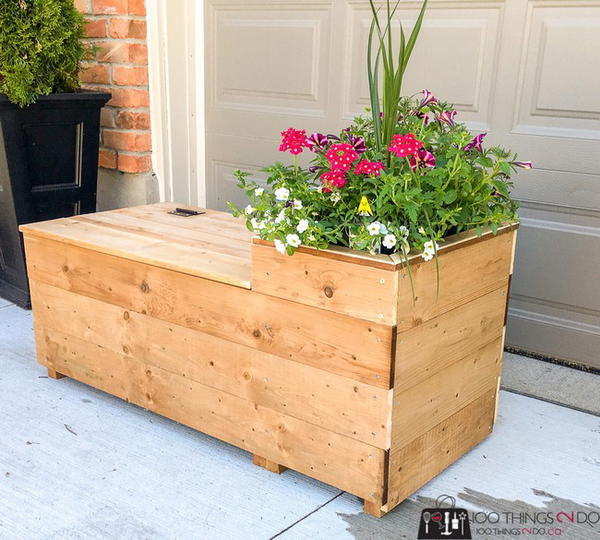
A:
20 204 253 289
38 326 387 502
24 236 394 388
252 454 288 474
252 243 398 325
391 338 502 448
31 280 391 447
395 286 508 392
396 230 516 331
385 388 496 510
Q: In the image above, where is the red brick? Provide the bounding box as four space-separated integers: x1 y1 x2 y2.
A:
103 130 152 152
96 41 129 63
84 18 107 38
100 108 115 128
109 18 147 39
112 65 148 86
115 110 151 130
75 0 90 13
93 0 127 15
118 153 152 173
80 63 110 84
98 148 117 169
128 0 146 16
128 43 148 65
107 87 150 107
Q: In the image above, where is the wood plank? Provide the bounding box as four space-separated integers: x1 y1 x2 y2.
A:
391 338 502 449
252 243 398 325
385 388 496 511
24 236 394 388
252 454 288 474
395 286 508 392
20 218 252 289
77 211 252 257
115 204 255 243
46 368 65 380
252 238 397 271
38 327 387 503
396 230 516 331
31 280 391 447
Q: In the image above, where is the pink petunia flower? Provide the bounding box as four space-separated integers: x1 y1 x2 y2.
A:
420 89 437 108
306 133 328 152
321 169 347 191
512 160 533 169
463 133 486 152
354 160 385 176
325 143 359 172
438 110 457 127
279 128 309 155
409 148 436 171
388 133 423 158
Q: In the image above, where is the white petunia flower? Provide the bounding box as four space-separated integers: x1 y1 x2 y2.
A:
421 240 439 261
367 221 382 236
297 219 309 233
286 234 301 248
250 218 260 230
293 199 303 210
274 209 286 224
379 223 388 235
330 192 341 203
274 239 287 254
308 234 316 242
399 225 409 237
254 187 264 196
275 187 290 201
382 234 397 249
244 204 255 215
258 220 266 230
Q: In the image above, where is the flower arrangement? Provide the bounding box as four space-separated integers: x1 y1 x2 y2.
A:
229 0 529 263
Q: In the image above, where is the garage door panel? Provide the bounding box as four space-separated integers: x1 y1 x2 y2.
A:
209 4 333 119
515 3 600 132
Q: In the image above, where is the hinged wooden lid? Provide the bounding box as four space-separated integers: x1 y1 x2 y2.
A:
19 203 254 289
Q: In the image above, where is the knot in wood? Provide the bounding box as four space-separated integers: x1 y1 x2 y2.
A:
140 281 150 293
323 286 334 298
252 329 261 338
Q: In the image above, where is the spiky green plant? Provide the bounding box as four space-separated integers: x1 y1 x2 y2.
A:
0 0 86 107
367 0 428 157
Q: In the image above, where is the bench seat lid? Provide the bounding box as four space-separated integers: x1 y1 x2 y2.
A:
19 203 253 289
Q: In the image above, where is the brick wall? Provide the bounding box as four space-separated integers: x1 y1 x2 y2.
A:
76 0 152 175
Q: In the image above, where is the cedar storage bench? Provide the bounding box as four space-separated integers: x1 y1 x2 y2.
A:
20 203 518 517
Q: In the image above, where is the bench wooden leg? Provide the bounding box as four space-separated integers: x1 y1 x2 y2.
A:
364 500 387 518
252 454 288 474
47 368 66 380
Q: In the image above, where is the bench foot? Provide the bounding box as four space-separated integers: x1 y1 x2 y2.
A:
364 500 387 518
47 368 66 380
252 454 288 474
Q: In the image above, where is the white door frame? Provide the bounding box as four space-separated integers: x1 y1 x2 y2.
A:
146 0 207 207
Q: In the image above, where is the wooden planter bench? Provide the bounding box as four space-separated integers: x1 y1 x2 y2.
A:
20 203 517 517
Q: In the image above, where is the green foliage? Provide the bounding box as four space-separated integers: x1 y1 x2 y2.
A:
229 96 521 260
0 0 86 107
368 0 428 155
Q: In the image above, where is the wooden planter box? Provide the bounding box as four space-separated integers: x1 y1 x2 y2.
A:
20 203 518 517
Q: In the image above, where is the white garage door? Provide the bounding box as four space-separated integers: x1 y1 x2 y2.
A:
203 0 600 369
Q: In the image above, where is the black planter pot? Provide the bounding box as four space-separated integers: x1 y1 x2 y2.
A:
0 91 110 308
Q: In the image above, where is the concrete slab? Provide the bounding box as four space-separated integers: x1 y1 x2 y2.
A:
2 303 599 539
0 298 13 309
501 352 600 415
